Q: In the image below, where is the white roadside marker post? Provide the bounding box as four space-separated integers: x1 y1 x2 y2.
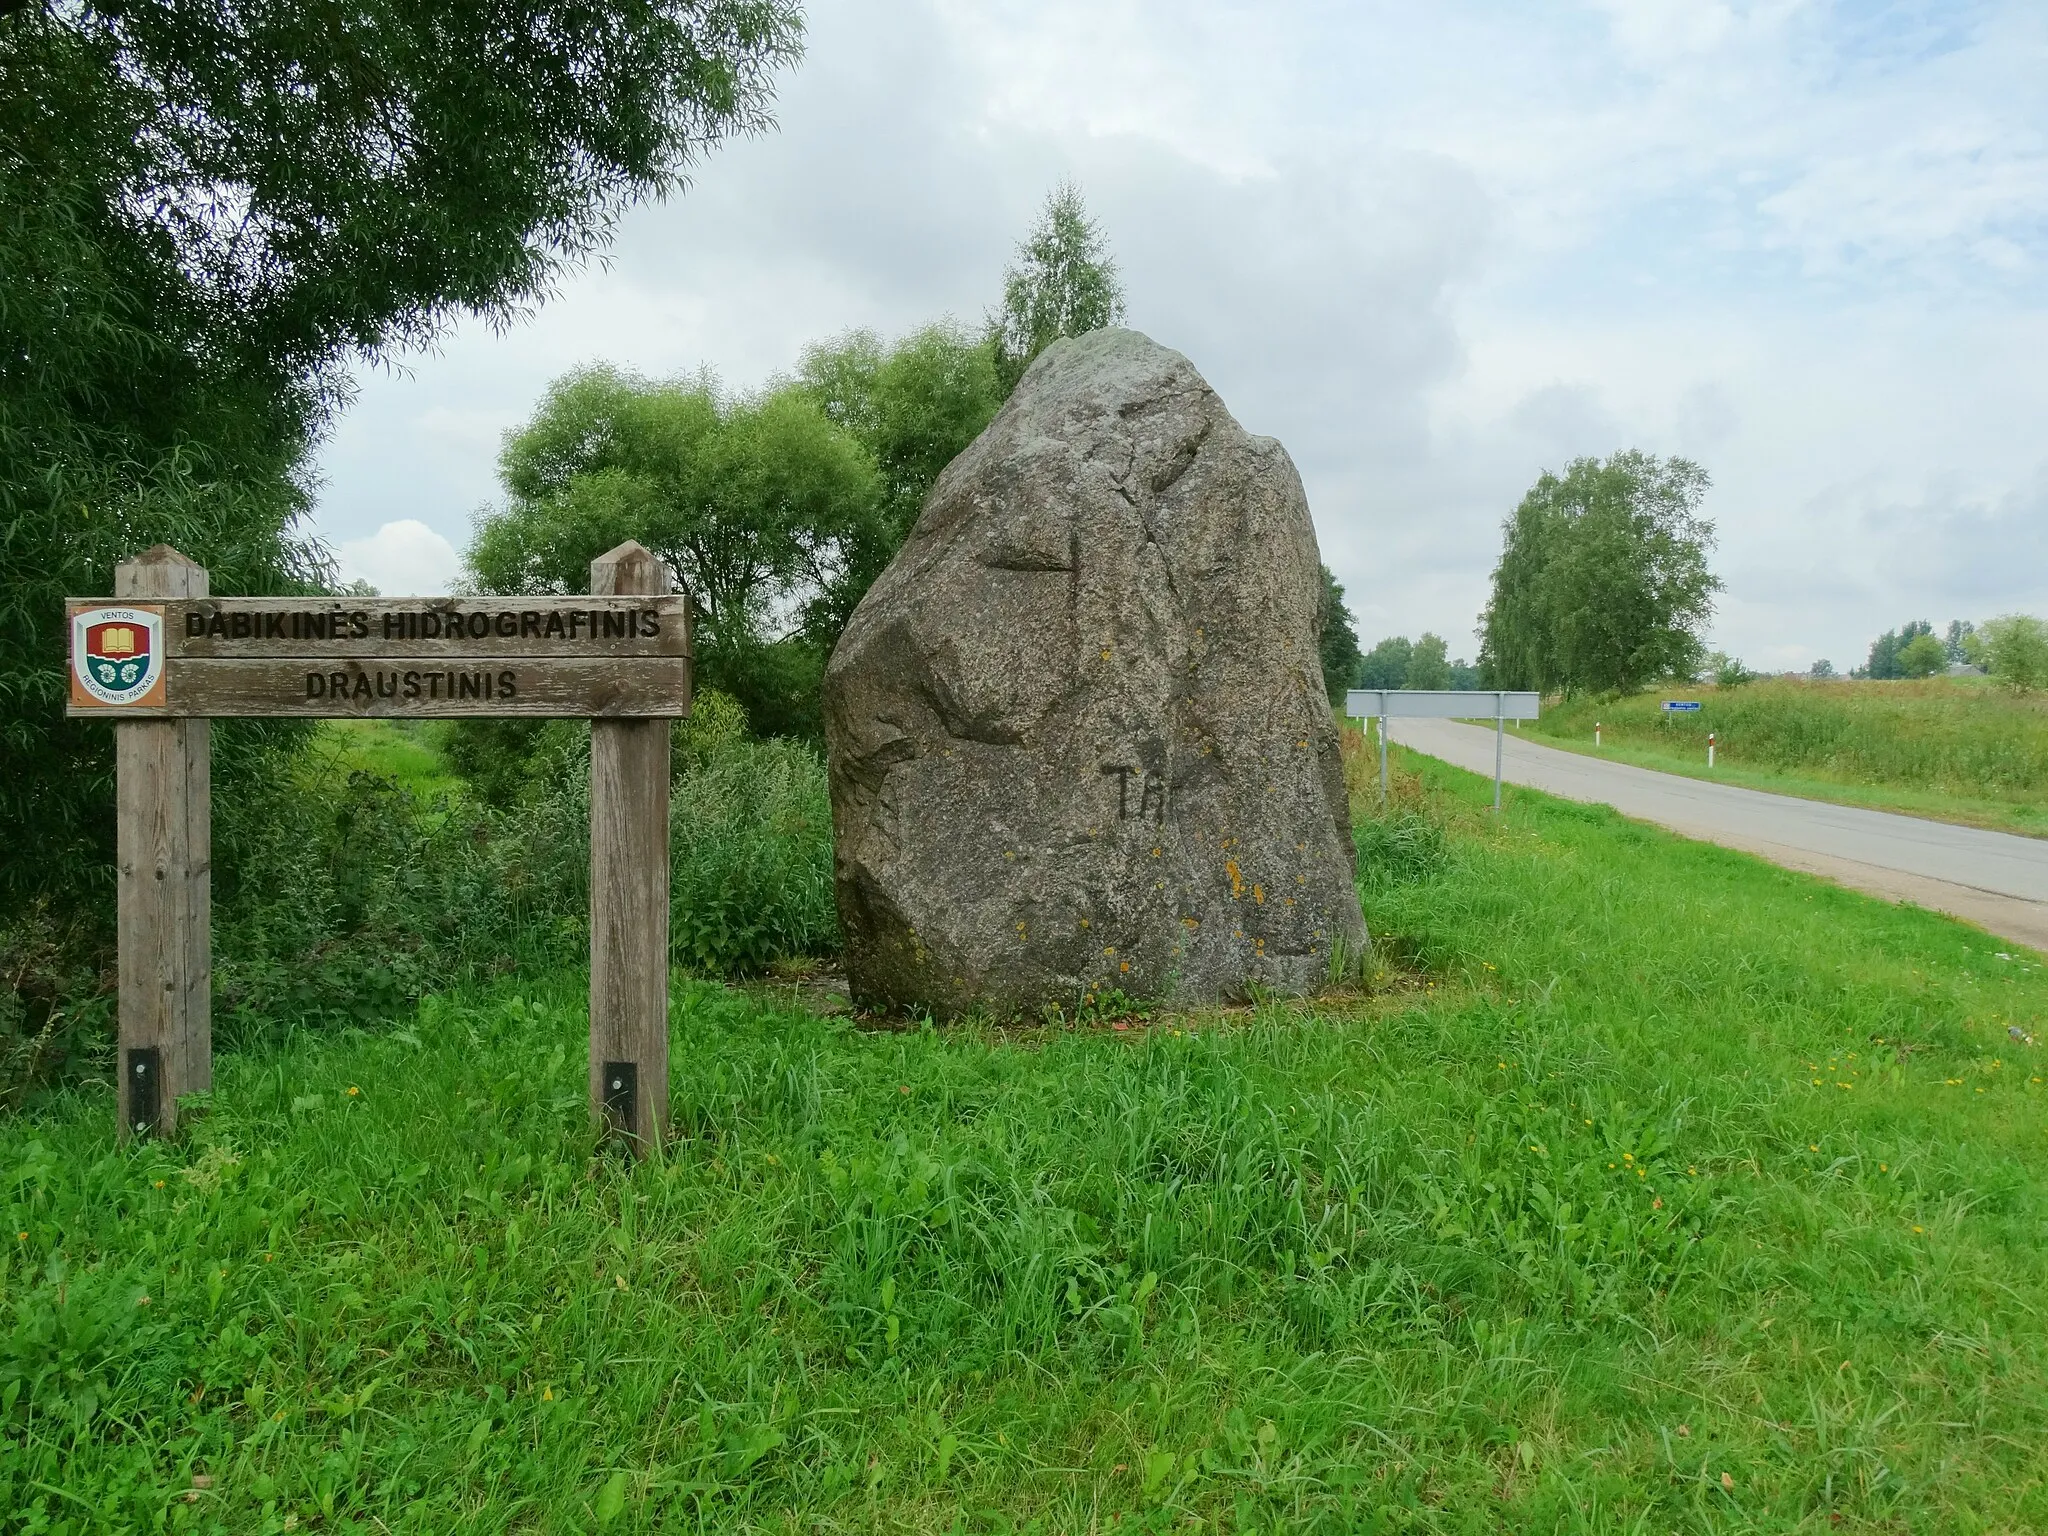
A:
1708 731 1716 768
1378 705 1389 804
1494 700 1505 813
1595 721 1601 747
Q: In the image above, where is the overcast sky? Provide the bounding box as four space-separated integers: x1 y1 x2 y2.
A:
315 0 2048 673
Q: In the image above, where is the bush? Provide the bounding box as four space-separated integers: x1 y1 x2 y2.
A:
1897 632 1948 679
1 710 842 1106
669 737 837 973
1706 651 1757 687
1982 615 2048 691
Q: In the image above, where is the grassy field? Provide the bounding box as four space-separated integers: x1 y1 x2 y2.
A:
320 720 470 800
6 755 2047 1532
1531 678 2048 836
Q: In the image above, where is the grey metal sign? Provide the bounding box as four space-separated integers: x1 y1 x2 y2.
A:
1344 689 1542 812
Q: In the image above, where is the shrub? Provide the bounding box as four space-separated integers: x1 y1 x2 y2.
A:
669 737 838 973
1982 615 2048 691
1897 632 1948 679
1 714 842 1106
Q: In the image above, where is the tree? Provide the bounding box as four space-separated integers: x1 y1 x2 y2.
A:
1316 566 1364 704
1945 620 1978 665
1357 637 1414 690
796 323 1005 635
1407 633 1452 690
1809 658 1837 680
1981 615 2048 691
989 183 1126 391
468 366 880 735
1704 651 1756 687
1478 451 1720 694
1862 621 1932 680
2 0 802 906
1897 632 1948 679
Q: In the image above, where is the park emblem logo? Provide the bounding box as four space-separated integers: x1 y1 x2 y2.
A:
70 605 167 708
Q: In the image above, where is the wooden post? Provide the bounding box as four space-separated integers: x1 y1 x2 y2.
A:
588 541 672 1150
115 546 210 1138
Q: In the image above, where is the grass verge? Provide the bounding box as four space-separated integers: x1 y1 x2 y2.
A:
5 756 2046 1532
1532 680 2048 837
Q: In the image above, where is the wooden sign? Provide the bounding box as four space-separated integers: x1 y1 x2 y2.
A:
66 595 691 717
73 543 684 1153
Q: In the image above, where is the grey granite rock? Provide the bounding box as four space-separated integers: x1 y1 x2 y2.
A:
824 328 1365 1016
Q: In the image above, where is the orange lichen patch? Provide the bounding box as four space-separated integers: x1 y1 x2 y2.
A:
1252 884 1264 905
1226 859 1244 897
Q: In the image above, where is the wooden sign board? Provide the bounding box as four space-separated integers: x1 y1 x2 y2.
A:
66 595 691 717
75 542 683 1154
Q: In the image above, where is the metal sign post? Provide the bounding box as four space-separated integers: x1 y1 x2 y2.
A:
67 542 690 1151
1344 690 1542 813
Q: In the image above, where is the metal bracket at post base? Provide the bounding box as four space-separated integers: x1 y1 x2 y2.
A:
601 1060 638 1142
125 1047 162 1139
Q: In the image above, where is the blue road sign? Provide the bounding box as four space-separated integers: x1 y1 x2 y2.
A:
1662 700 1702 712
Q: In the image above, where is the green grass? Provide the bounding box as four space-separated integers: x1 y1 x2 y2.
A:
1532 678 2048 836
6 756 2048 1532
320 720 468 801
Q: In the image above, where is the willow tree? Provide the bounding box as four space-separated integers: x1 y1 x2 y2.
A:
1479 452 1719 694
0 0 802 907
469 366 882 737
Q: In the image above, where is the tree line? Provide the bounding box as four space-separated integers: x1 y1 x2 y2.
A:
1319 449 1723 704
1847 617 2048 688
3 4 1140 1091
1 0 805 912
464 183 1125 743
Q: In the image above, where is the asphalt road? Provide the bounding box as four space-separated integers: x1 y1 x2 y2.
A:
1387 717 2048 953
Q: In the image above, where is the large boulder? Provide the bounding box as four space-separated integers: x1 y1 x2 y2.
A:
824 329 1364 1016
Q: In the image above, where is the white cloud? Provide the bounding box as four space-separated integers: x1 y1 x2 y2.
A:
306 0 2048 673
335 521 462 596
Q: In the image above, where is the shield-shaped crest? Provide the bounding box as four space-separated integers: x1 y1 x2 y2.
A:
70 605 167 707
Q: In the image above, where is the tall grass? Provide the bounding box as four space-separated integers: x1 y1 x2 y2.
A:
1538 676 2048 801
6 754 2045 1529
1 725 840 1106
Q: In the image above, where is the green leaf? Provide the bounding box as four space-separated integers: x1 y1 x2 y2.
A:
594 1470 628 1525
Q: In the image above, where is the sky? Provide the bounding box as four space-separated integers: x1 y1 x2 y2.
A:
315 0 2048 674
